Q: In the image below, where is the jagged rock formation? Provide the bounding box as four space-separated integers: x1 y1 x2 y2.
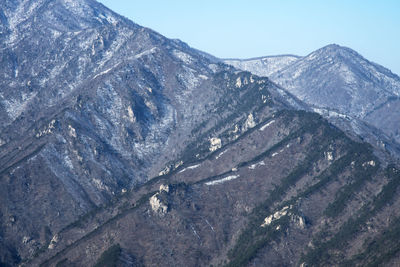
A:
149 185 170 214
260 205 306 229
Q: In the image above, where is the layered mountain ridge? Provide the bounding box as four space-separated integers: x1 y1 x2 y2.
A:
1 0 400 266
225 44 400 148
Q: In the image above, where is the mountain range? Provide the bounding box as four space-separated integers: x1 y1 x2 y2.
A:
225 44 400 148
1 0 400 266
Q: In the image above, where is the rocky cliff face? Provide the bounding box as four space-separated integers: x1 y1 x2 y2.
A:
2 1 400 267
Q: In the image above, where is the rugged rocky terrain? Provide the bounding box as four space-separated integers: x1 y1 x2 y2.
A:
0 0 298 264
1 0 400 266
25 110 400 267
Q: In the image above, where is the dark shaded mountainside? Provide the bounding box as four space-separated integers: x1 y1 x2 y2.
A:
29 111 400 267
1 0 400 266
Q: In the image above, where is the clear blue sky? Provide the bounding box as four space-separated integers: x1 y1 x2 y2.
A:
97 0 400 75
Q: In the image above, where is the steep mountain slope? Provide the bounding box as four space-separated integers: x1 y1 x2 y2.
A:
27 110 400 267
225 45 400 146
224 55 301 78
0 0 303 264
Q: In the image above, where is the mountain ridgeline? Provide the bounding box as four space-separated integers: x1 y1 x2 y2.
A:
1 0 400 266
225 45 400 153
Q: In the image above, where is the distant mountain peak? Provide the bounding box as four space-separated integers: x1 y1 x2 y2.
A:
320 43 343 49
225 43 400 146
307 43 362 61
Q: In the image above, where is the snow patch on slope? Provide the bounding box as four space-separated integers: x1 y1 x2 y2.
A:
249 161 265 170
3 92 37 121
173 50 194 64
134 47 159 59
260 120 275 131
178 164 201 174
205 175 240 186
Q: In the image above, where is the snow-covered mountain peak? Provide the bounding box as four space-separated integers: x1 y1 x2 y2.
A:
0 0 129 42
